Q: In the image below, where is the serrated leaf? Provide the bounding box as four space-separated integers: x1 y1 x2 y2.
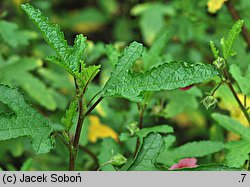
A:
225 140 250 168
103 42 218 102
62 100 77 132
135 125 173 141
221 20 243 59
212 113 250 140
80 65 101 90
98 138 121 171
210 41 219 59
230 64 250 95
21 3 87 75
128 133 164 171
157 141 224 165
0 85 54 154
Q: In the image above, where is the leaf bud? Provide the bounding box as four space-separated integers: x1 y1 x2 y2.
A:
110 153 127 166
213 57 225 69
127 122 139 135
201 95 218 109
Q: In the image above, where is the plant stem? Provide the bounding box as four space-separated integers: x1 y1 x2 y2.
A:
68 95 103 171
226 1 250 49
223 69 250 125
133 103 145 158
244 95 247 107
85 97 104 116
211 81 224 96
86 91 102 107
68 96 84 171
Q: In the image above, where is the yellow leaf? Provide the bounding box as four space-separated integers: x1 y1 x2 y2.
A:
207 0 228 13
88 115 118 143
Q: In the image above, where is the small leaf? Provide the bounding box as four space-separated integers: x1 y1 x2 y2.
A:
128 133 164 171
62 100 77 132
0 85 54 154
212 113 250 140
80 65 101 91
220 20 243 59
210 41 219 59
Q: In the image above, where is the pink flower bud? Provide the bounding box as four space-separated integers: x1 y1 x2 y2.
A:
169 158 198 170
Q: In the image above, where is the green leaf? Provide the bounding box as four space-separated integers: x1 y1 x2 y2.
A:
142 29 172 69
98 138 121 171
230 64 250 95
128 133 164 171
103 42 218 102
131 3 170 45
221 20 243 59
163 135 176 150
80 65 101 91
0 57 57 110
0 85 54 154
135 125 173 141
0 20 35 48
20 158 33 171
210 41 219 59
163 87 202 118
21 3 87 75
62 100 77 132
157 141 224 165
225 140 250 168
212 113 250 140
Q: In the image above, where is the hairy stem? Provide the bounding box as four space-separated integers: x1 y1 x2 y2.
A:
68 94 103 171
68 96 84 171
